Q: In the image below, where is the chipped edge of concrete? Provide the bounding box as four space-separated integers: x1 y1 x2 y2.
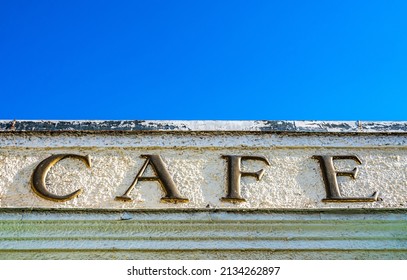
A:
1 120 407 133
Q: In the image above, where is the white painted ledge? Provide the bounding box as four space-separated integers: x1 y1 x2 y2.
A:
1 120 407 133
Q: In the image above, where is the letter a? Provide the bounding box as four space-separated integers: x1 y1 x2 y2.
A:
116 154 188 203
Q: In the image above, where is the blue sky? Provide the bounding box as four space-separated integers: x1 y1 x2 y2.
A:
1 1 407 120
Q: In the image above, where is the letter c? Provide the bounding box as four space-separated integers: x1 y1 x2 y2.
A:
31 154 91 202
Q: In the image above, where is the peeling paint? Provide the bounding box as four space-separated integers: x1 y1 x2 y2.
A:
2 120 407 133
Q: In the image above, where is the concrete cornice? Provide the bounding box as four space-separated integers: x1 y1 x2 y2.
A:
1 120 407 133
0 209 406 259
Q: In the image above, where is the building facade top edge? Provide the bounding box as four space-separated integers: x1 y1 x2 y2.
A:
0 120 407 133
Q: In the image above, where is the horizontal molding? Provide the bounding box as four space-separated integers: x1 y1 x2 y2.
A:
2 120 407 134
2 133 407 148
0 209 406 259
2 249 407 260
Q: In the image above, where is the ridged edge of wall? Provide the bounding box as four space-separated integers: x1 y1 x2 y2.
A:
1 209 406 260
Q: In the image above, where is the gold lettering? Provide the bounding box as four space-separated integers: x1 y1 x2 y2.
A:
31 154 91 202
222 155 270 203
115 154 188 203
312 155 379 202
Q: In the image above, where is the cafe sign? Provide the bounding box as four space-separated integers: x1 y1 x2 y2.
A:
1 120 406 209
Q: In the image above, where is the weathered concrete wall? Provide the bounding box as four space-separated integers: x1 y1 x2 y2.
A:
0 146 407 209
0 121 406 259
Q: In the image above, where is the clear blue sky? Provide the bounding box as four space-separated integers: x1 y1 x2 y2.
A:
1 1 407 120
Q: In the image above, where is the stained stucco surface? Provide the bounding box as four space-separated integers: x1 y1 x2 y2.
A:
1 130 406 209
